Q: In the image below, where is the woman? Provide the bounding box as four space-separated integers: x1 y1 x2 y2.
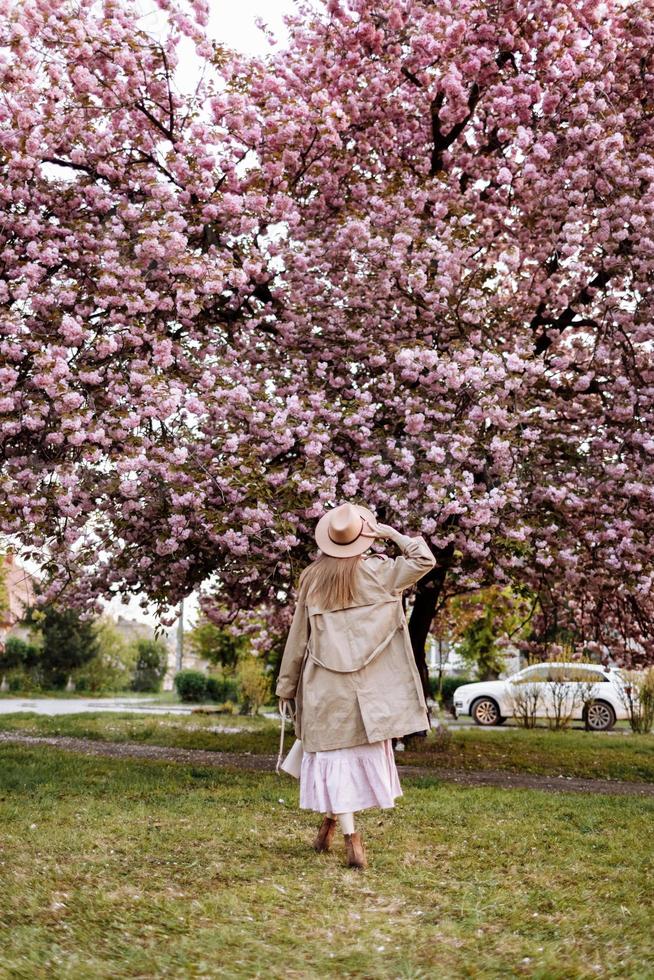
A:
276 501 436 869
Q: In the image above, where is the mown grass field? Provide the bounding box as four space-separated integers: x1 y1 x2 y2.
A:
1 711 654 782
1 744 653 979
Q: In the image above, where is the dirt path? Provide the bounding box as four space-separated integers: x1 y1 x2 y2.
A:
2 731 654 798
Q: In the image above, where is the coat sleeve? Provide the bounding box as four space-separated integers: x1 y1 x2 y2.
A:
374 533 436 593
275 599 310 699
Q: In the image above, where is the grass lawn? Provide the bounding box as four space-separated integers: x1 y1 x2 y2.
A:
1 745 652 979
0 710 276 755
1 711 654 783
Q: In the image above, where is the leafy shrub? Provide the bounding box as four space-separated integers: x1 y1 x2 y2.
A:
73 617 136 693
430 674 471 709
206 675 239 703
1 637 43 692
131 638 168 692
8 672 26 692
174 669 208 702
3 636 41 670
6 669 42 693
618 668 654 733
236 657 271 715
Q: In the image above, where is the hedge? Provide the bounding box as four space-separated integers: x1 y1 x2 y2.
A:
174 670 208 702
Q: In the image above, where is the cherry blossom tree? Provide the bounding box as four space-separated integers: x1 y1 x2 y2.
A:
1 0 653 677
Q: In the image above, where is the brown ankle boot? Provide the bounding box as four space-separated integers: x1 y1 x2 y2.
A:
313 816 337 852
344 832 367 869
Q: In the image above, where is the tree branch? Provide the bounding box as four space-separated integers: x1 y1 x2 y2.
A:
531 238 633 353
431 82 480 175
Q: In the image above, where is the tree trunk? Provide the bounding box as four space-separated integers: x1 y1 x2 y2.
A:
407 545 453 702
409 583 439 701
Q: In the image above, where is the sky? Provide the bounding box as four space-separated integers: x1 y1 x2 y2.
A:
137 0 295 75
200 0 294 53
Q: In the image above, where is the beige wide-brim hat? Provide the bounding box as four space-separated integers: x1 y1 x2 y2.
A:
314 502 378 558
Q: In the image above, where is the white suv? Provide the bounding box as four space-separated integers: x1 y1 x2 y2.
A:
452 662 628 731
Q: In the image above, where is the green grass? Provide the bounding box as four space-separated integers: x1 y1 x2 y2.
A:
1 711 654 782
0 710 278 754
401 727 654 783
0 745 652 979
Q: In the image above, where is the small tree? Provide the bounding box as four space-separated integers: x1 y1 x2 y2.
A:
131 638 168 693
444 587 534 682
0 555 9 620
73 617 136 693
617 669 654 734
186 616 248 672
236 657 271 716
508 683 542 729
544 667 585 731
457 612 506 681
25 604 98 689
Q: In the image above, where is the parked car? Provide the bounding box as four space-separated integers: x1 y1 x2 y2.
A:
452 662 628 731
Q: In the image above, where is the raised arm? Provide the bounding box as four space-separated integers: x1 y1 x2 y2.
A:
275 598 310 699
371 524 436 593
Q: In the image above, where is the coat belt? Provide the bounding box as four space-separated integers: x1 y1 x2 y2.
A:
307 605 404 674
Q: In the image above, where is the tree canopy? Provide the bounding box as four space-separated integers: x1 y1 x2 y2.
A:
1 0 653 666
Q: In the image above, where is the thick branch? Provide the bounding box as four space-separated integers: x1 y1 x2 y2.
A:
135 100 174 142
430 82 480 175
532 239 632 354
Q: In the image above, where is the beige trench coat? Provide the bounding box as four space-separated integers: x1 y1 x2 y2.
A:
276 534 436 752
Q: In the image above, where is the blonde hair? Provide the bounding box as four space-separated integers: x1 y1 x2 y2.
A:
298 553 362 610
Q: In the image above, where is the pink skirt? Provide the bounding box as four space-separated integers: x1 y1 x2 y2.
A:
299 739 403 813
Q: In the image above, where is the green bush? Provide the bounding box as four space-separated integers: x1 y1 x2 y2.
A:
1 634 43 692
3 636 41 670
206 675 240 703
131 638 168 693
430 674 471 708
174 670 208 702
219 700 238 715
7 674 22 692
6 669 42 693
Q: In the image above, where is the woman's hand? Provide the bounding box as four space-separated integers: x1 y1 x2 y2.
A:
278 697 294 717
365 519 400 540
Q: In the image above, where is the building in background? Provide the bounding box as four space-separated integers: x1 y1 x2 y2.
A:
426 635 522 679
0 553 38 648
161 628 209 690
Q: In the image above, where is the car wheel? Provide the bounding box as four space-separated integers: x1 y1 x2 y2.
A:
471 697 502 727
584 700 616 732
